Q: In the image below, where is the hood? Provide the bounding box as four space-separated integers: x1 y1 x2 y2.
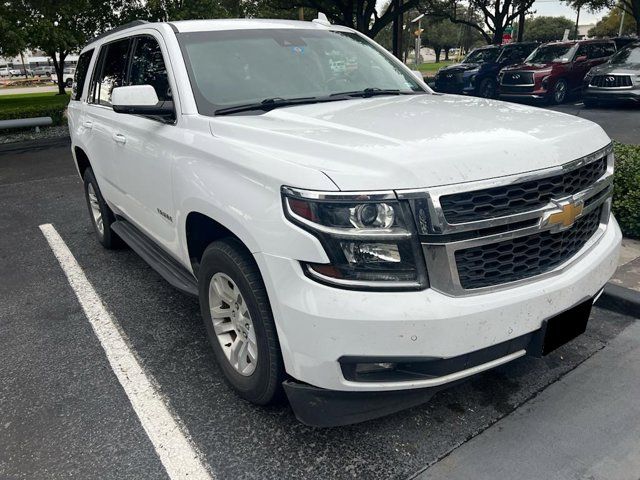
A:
439 63 482 73
591 62 640 75
209 94 610 191
504 62 560 72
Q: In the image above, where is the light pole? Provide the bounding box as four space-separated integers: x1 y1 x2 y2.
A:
618 9 626 37
411 14 425 67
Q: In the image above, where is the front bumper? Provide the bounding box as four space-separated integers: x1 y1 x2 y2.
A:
255 216 621 394
583 86 640 103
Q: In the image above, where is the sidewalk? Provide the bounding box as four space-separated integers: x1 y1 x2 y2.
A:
416 319 640 480
598 238 640 316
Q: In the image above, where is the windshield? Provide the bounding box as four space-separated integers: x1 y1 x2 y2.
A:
177 28 424 115
525 44 575 64
463 48 500 64
610 44 640 64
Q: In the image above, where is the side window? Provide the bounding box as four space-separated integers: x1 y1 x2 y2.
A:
129 36 171 102
603 43 616 57
588 44 605 59
93 39 131 106
575 44 587 60
72 49 94 101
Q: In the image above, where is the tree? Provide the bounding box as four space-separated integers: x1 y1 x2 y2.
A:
588 5 638 36
12 0 122 94
519 16 575 42
422 18 460 62
120 0 230 23
268 0 422 39
421 0 536 45
567 0 640 36
0 4 27 58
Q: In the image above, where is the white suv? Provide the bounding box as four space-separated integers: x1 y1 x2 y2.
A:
68 18 621 426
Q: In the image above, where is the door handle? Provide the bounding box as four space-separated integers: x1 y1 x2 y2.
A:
82 121 93 130
112 133 127 144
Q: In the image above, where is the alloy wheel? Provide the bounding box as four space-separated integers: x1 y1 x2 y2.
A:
208 273 258 376
87 183 104 236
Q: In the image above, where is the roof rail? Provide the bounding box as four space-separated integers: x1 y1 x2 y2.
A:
88 20 149 44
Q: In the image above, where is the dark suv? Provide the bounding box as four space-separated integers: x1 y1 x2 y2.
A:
499 39 616 104
434 43 538 98
583 41 640 106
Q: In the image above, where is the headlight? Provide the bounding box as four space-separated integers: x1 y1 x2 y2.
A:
282 187 428 290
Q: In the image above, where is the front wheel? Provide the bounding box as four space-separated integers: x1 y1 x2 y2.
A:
65 78 73 88
198 238 285 405
478 77 498 99
549 79 568 105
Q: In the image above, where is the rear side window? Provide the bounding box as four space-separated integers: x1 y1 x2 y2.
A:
72 49 94 101
91 38 131 106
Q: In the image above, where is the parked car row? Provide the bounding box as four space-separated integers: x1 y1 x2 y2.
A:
51 67 76 87
434 38 639 106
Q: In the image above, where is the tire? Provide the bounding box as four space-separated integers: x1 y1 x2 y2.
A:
478 77 498 99
198 238 285 405
66 78 73 88
83 168 123 249
549 79 568 105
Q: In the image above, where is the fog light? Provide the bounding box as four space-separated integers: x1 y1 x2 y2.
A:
355 362 396 374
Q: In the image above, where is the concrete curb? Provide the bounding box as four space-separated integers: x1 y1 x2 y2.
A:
596 283 640 318
0 135 70 154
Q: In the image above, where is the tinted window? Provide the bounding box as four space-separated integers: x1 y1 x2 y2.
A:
588 43 607 59
463 47 500 64
73 50 93 100
603 43 616 57
93 39 131 106
129 36 171 101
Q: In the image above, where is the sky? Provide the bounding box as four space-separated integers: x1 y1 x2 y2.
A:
530 0 604 25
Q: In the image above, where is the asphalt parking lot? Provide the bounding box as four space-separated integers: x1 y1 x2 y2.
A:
0 139 637 479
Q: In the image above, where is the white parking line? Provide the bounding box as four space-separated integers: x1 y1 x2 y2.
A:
39 223 213 480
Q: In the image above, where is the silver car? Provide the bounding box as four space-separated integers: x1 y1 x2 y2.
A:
583 41 640 106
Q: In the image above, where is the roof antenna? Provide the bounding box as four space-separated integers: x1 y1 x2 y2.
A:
313 12 331 26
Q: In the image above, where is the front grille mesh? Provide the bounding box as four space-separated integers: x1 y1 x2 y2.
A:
501 72 534 85
455 207 602 289
440 157 607 224
590 75 633 88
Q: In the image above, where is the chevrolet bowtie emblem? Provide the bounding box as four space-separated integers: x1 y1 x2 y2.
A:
546 199 584 230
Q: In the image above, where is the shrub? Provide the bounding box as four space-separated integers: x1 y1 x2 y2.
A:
0 93 69 127
612 142 640 238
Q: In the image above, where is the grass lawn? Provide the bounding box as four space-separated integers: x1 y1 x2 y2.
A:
0 92 70 126
415 61 457 74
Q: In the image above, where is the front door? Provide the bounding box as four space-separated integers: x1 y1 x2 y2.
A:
109 33 179 252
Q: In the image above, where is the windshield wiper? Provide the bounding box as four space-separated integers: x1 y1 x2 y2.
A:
329 88 414 98
215 96 319 115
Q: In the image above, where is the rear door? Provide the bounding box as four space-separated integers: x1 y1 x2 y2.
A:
82 37 133 209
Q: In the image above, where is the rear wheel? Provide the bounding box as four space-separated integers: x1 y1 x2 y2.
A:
198 238 285 405
549 79 568 105
65 78 73 88
478 78 498 99
83 168 123 249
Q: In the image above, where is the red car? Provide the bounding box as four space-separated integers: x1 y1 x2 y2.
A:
498 39 616 104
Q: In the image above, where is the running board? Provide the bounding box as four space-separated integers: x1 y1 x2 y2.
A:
111 219 198 297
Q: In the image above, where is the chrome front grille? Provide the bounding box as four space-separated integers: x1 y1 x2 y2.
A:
590 75 633 88
397 144 614 296
439 157 607 224
455 206 603 289
501 72 534 85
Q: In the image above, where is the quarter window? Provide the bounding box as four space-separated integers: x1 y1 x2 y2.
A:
73 49 94 101
129 36 171 101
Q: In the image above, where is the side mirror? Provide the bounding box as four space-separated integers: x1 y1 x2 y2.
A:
112 85 174 118
411 70 424 82
575 55 588 63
